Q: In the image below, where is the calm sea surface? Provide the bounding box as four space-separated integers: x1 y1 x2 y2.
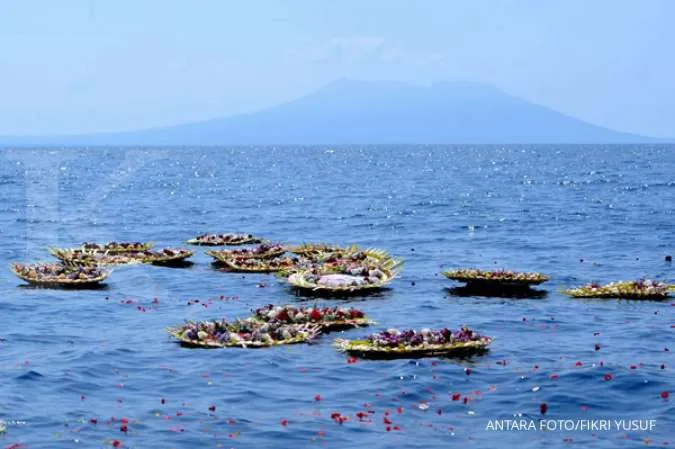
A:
0 145 673 448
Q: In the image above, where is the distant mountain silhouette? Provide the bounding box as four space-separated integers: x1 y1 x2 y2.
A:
0 80 656 145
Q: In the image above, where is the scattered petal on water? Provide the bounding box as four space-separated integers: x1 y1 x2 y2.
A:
540 403 548 415
660 391 669 399
280 419 288 427
603 373 613 381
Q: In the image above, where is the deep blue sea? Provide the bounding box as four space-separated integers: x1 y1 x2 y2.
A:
0 145 673 448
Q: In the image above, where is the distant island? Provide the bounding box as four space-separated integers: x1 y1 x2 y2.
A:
0 80 657 145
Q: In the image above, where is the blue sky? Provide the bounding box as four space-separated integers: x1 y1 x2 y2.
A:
0 0 673 137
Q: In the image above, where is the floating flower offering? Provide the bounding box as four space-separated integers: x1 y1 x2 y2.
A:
10 262 109 287
206 243 286 262
168 319 319 348
288 243 350 257
140 248 194 265
443 269 549 286
334 327 492 358
275 251 393 278
186 233 261 246
318 247 391 262
218 256 298 273
49 248 145 266
564 279 673 299
288 261 401 293
253 304 372 330
80 241 152 253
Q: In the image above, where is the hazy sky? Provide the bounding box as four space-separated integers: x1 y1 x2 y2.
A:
0 0 673 137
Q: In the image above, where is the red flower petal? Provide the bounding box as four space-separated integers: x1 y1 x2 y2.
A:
451 393 461 401
208 404 216 412
89 418 97 424
280 419 288 426
347 357 358 364
111 440 123 448
660 391 669 399
314 394 321 401
540 403 548 415
603 373 613 381
575 361 583 367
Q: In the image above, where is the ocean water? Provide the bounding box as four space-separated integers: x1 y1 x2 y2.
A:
0 145 673 448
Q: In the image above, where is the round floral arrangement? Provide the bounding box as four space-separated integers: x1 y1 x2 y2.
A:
288 264 398 293
186 233 261 246
219 256 298 273
564 279 672 299
10 262 109 287
253 304 372 330
288 243 348 257
443 268 549 286
50 248 146 266
207 243 286 262
169 319 319 348
140 248 194 264
334 327 492 358
81 241 152 253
